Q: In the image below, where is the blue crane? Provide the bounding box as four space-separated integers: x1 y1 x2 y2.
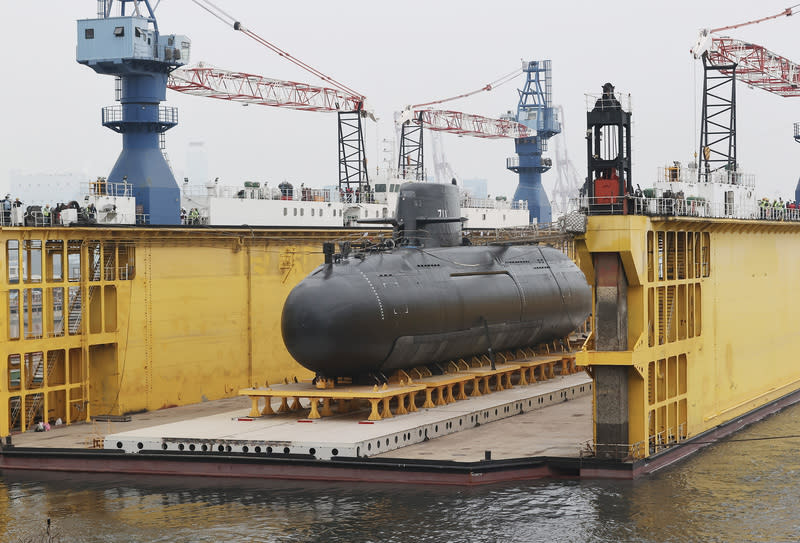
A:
76 0 190 225
507 60 561 224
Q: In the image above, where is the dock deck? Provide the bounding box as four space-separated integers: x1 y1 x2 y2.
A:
9 374 592 462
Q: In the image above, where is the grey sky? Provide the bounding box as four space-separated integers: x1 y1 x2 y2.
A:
2 1 798 201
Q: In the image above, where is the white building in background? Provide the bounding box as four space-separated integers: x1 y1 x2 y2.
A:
9 171 84 206
462 178 488 199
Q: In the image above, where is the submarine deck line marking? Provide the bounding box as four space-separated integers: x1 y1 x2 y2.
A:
359 270 385 320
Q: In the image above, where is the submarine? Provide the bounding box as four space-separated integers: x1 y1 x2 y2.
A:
281 182 592 379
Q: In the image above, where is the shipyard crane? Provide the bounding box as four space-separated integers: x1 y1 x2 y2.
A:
396 66 526 182
430 131 459 185
398 61 560 224
550 106 582 218
173 0 372 196
77 0 189 224
691 6 800 185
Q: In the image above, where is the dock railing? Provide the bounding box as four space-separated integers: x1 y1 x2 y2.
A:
572 196 797 221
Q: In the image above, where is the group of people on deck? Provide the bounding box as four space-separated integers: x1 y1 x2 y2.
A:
0 196 97 226
759 197 799 220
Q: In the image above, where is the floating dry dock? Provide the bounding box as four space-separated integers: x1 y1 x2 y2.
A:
1 371 597 484
2 353 798 483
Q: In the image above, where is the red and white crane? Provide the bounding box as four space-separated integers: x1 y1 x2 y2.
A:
690 6 800 177
396 69 532 180
169 64 364 112
171 0 372 193
691 6 800 97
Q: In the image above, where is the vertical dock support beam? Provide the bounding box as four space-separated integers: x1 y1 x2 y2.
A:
594 253 629 459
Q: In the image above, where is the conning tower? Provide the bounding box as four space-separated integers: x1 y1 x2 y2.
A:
584 83 632 214
76 0 190 225
508 60 561 224
395 182 462 248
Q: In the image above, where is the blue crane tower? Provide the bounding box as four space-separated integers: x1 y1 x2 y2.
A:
507 60 561 224
76 0 190 225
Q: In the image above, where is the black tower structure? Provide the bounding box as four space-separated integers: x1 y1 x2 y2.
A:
584 83 632 214
338 110 370 198
698 55 737 182
398 112 425 181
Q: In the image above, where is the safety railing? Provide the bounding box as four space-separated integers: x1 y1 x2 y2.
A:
574 196 777 221
102 105 179 125
81 181 133 197
580 423 689 460
461 197 528 210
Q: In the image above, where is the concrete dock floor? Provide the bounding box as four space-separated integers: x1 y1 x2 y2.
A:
10 374 593 462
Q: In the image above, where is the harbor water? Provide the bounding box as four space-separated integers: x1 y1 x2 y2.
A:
2 402 800 543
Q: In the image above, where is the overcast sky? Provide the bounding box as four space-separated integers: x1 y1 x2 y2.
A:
2 1 799 201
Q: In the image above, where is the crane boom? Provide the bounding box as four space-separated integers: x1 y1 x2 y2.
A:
411 109 533 139
189 0 365 104
707 37 800 97
168 65 363 111
709 6 795 33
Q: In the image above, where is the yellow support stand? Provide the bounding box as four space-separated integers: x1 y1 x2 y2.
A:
495 373 504 391
381 398 393 419
470 377 482 397
368 399 382 421
248 397 260 418
503 371 514 390
395 394 408 415
422 388 436 409
456 381 469 401
407 391 419 412
320 398 334 417
307 398 321 419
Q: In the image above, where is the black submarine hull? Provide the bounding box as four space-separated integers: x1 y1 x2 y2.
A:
281 244 591 377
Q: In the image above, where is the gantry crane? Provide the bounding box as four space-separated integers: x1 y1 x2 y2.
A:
77 0 190 224
506 60 561 224
171 0 372 197
550 106 582 218
691 7 799 184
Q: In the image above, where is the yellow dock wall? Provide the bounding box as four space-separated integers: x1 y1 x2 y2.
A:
0 227 374 436
576 216 800 458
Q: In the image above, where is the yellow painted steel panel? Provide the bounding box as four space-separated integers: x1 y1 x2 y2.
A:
579 215 800 457
0 227 383 435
